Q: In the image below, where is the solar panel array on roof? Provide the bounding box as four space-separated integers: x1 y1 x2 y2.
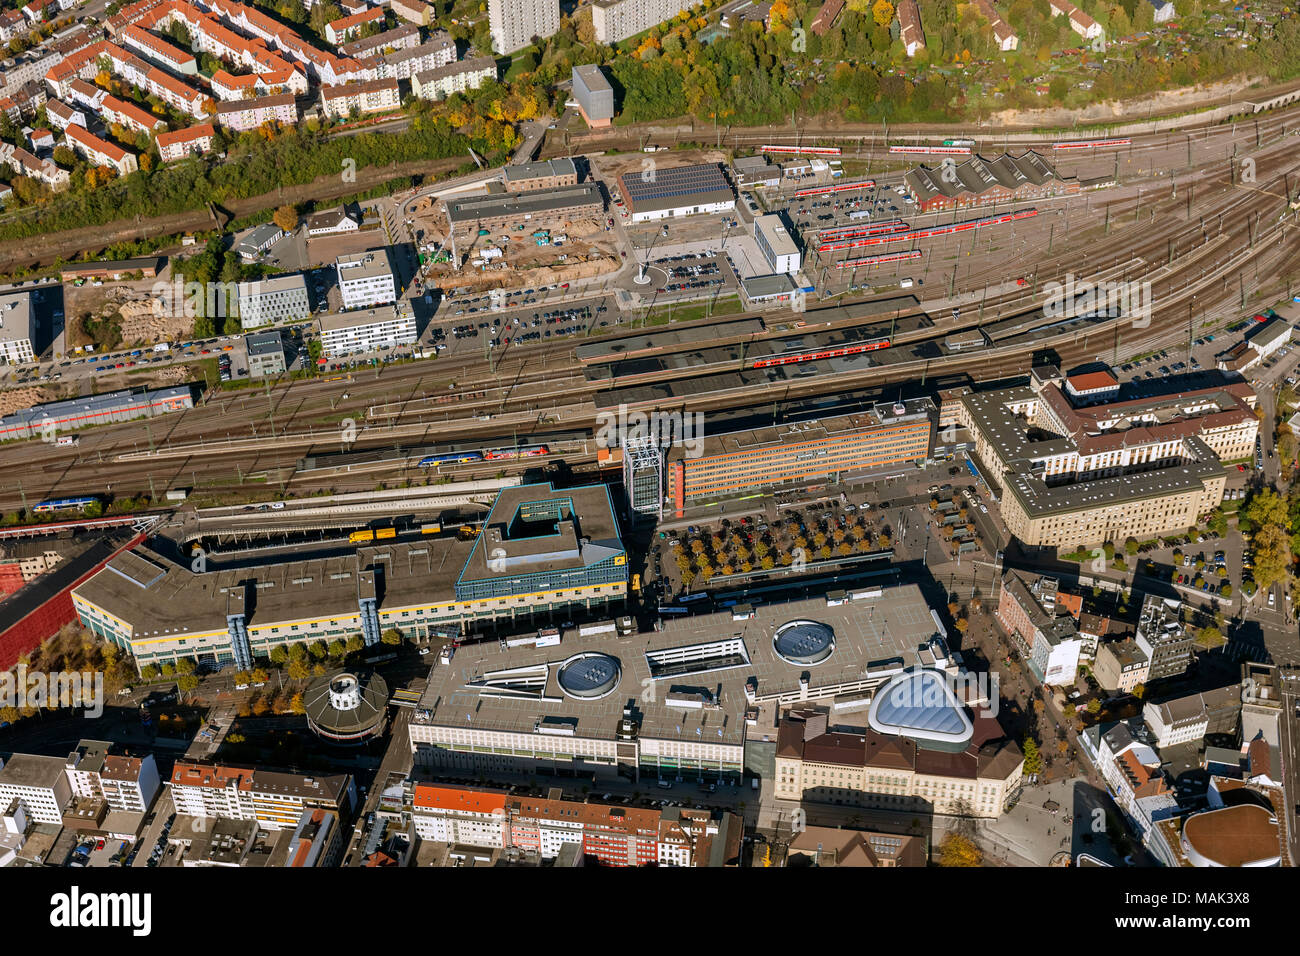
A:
619 163 731 205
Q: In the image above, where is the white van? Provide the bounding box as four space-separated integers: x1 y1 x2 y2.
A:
900 278 914 289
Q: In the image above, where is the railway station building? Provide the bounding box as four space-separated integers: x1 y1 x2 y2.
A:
71 483 627 674
958 375 1255 548
903 151 1079 213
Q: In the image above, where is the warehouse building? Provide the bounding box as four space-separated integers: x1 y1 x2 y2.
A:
616 163 735 222
317 304 415 357
572 63 614 127
236 274 310 329
665 399 934 514
244 329 287 378
336 249 396 310
904 151 1079 213
444 182 604 234
72 483 626 673
0 385 193 442
502 157 578 193
408 583 971 784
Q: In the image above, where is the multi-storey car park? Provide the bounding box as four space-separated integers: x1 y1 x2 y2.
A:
407 581 1021 803
72 483 627 674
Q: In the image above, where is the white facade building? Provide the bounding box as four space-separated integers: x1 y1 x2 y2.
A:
590 0 691 44
488 0 560 54
318 305 417 357
0 754 72 824
336 248 397 309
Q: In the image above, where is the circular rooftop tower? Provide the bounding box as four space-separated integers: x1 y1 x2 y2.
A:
303 669 389 745
772 620 836 666
556 652 621 700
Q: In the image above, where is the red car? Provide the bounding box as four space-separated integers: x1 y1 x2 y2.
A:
1016 278 1028 286
95 839 105 850
1238 464 1246 472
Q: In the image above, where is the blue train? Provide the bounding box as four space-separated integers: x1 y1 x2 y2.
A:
32 495 100 514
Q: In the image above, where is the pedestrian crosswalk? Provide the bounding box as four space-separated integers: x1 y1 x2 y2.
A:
1223 640 1272 663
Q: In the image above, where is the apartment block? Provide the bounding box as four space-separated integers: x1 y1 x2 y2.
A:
214 92 298 132
64 124 138 176
320 77 400 119
65 740 160 813
590 0 691 44
156 122 216 162
996 570 1083 686
411 56 497 101
1093 639 1149 694
488 0 559 54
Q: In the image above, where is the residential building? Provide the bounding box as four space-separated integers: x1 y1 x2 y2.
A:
121 23 198 74
572 64 613 127
502 157 578 193
1079 720 1176 841
809 0 845 36
214 92 298 132
1048 0 1102 38
995 570 1083 685
100 93 167 135
64 124 138 176
64 740 160 813
1133 594 1194 682
360 33 455 80
488 0 560 54
336 248 396 309
590 0 691 44
390 0 435 25
1093 638 1149 693
0 143 66 189
411 56 496 100
408 782 741 866
44 98 85 131
282 808 344 867
338 22 421 59
0 291 35 365
318 304 414 356
974 0 1017 50
236 274 310 329
320 77 400 119
324 5 384 44
1148 0 1175 22
245 329 287 378
0 754 72 824
305 205 360 236
898 0 925 56
169 762 354 830
157 123 216 162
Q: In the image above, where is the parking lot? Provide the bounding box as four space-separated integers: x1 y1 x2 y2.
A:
431 293 614 357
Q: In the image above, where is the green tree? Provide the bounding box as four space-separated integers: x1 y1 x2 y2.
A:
937 833 983 867
381 628 403 645
1022 736 1043 775
1195 626 1225 649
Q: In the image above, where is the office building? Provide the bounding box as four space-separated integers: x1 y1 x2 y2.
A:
236 274 310 329
958 378 1252 548
1134 594 1194 682
235 224 284 261
408 782 741 866
622 433 663 520
336 248 396 309
317 305 415 357
502 157 578 193
409 584 968 783
753 213 801 274
1142 684 1241 748
995 571 1083 686
245 329 287 378
0 291 34 364
488 0 559 54
0 754 71 824
732 155 781 189
169 762 355 830
665 401 933 514
572 64 613 127
73 483 625 673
